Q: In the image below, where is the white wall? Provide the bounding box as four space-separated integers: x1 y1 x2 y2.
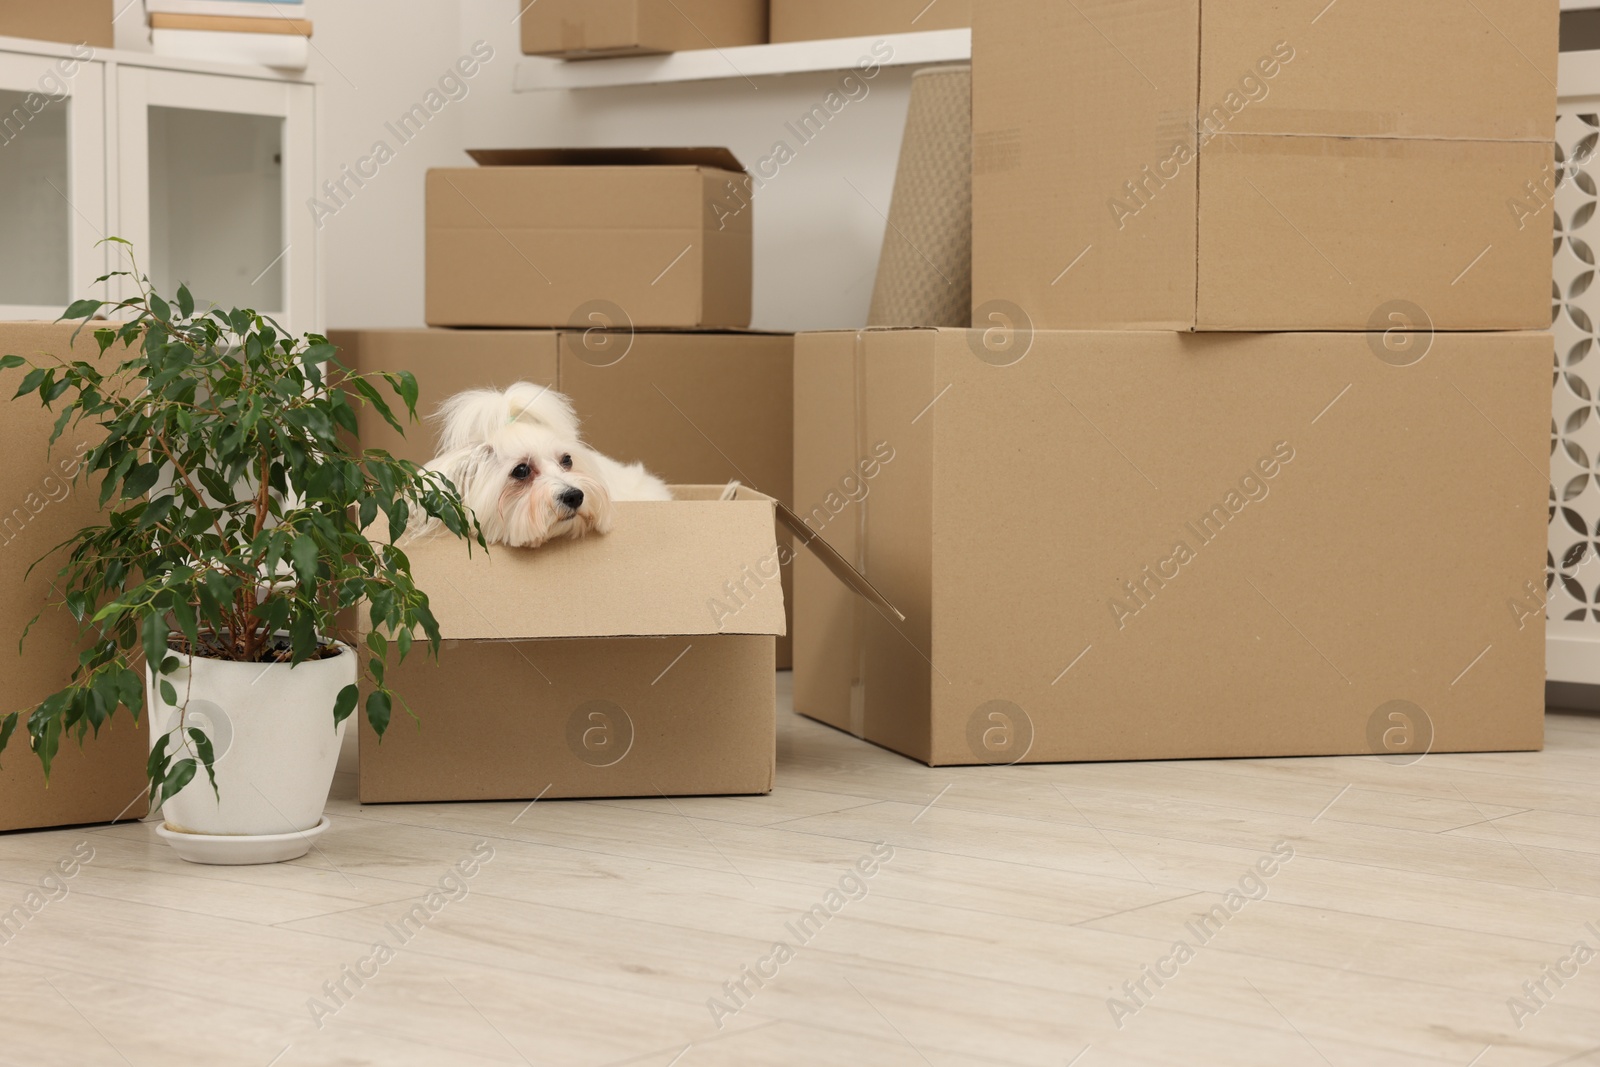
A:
304 0 914 333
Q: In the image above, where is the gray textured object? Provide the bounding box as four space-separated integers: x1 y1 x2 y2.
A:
868 64 972 329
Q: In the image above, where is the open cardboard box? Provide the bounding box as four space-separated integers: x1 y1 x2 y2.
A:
330 326 798 667
794 327 1549 765
360 486 893 802
971 0 1558 331
0 323 148 833
426 148 753 330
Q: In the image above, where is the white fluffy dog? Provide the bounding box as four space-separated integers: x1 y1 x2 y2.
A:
419 382 672 548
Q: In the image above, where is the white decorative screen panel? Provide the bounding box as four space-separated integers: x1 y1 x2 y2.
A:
1551 97 1600 682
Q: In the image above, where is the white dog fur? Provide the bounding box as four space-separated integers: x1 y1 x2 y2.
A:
418 382 671 548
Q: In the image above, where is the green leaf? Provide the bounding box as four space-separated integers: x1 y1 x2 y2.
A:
123 462 162 499
159 679 177 705
350 377 404 434
159 758 197 806
142 613 169 673
394 371 420 419
146 731 172 793
0 354 25 370
366 689 392 739
14 366 46 399
176 284 194 320
332 684 359 728
137 494 175 531
289 532 319 586
61 298 104 321
34 710 62 783
0 712 17 763
32 708 62 783
186 726 219 800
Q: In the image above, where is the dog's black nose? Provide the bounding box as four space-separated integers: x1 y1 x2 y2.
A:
558 488 584 511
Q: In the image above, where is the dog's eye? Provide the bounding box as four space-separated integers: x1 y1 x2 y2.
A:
511 463 532 481
560 454 573 471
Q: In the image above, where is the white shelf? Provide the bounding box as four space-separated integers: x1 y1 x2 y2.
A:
0 33 310 82
513 29 971 92
1564 0 1600 11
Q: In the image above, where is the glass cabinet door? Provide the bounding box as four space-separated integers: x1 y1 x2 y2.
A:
116 67 314 331
0 49 106 320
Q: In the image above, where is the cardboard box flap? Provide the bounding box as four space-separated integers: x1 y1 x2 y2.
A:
395 486 785 640
777 502 904 623
466 147 746 174
385 483 895 642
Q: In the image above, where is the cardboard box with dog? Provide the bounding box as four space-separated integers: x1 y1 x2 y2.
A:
359 486 894 802
330 326 797 666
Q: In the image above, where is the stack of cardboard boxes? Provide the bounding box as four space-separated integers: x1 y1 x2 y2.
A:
342 147 819 802
793 0 1560 765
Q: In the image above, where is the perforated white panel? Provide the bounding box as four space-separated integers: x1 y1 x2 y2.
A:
1550 104 1600 680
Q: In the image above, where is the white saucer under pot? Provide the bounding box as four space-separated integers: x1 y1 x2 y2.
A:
155 816 333 865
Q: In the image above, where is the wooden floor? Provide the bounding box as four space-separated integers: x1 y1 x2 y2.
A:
3 676 1599 1067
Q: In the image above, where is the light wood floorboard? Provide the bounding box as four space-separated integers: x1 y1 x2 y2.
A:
2 676 1597 1067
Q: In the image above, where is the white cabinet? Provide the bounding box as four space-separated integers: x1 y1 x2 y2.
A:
0 36 316 330
115 66 314 328
0 47 105 319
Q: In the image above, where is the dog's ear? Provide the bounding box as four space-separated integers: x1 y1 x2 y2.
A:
431 443 496 498
504 382 581 439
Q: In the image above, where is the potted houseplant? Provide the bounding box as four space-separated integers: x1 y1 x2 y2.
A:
0 244 478 864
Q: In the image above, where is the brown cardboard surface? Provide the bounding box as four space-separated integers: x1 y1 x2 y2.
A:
0 0 113 48
402 495 789 640
0 323 148 832
1202 0 1556 141
360 486 805 802
331 329 559 463
146 14 313 35
794 327 1549 765
769 0 971 42
1196 135 1555 331
970 0 1559 331
332 327 796 665
426 153 752 330
361 635 775 801
519 0 766 57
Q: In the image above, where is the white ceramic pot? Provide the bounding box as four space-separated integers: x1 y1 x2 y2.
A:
147 641 354 862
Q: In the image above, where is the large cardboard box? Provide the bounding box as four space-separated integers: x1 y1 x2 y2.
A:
769 0 971 42
330 327 797 666
360 487 889 801
0 0 113 48
794 327 1549 765
519 0 766 57
427 149 752 331
0 323 148 832
971 0 1559 331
